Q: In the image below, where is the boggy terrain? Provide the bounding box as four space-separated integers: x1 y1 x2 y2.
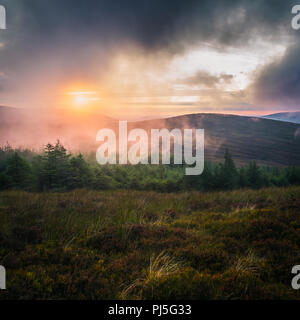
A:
0 186 300 299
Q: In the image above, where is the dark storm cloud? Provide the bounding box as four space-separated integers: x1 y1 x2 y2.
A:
0 0 299 108
254 41 300 109
1 0 296 51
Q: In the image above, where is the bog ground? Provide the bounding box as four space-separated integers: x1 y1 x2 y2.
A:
0 187 300 299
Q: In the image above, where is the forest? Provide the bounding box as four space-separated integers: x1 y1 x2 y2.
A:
0 141 300 193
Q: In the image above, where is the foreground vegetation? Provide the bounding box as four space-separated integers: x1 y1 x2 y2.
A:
0 186 300 299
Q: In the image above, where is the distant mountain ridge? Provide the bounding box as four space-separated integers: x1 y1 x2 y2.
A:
130 113 300 167
262 112 300 124
0 107 300 167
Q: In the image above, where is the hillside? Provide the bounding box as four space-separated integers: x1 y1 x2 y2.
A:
132 113 300 167
1 107 300 166
262 112 300 124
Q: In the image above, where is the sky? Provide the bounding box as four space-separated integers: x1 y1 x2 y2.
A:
0 0 300 119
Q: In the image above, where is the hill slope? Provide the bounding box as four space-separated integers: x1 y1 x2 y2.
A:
134 113 300 167
262 112 300 124
0 107 300 166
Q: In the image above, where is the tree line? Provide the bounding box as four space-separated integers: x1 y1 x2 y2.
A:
0 141 300 192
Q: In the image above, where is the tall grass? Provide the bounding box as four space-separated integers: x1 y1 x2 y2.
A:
121 251 182 299
1 186 300 299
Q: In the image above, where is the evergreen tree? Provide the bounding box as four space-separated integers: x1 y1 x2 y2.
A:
93 168 113 190
286 167 300 185
238 167 248 188
69 154 93 189
223 149 238 189
247 161 262 189
40 141 71 191
199 161 214 190
4 152 32 189
0 143 14 172
214 150 238 190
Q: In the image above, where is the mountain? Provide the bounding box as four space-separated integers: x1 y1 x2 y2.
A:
0 107 300 167
262 112 300 124
131 113 300 167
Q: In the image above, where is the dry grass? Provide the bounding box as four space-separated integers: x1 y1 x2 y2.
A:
121 251 182 299
234 250 265 276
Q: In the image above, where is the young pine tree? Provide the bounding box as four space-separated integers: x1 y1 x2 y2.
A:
247 161 262 189
214 150 238 190
69 154 93 189
4 152 32 189
40 141 71 191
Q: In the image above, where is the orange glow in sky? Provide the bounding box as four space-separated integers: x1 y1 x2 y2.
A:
65 90 101 108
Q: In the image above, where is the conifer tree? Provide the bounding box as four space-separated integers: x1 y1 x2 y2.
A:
247 161 262 189
40 141 71 191
5 152 31 189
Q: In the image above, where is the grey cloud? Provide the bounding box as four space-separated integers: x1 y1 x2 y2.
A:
0 0 296 53
176 71 234 88
0 0 299 111
253 41 300 109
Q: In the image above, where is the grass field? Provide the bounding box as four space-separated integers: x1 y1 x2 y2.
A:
0 186 300 299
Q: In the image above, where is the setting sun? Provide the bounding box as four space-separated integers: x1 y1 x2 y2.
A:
67 91 100 107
